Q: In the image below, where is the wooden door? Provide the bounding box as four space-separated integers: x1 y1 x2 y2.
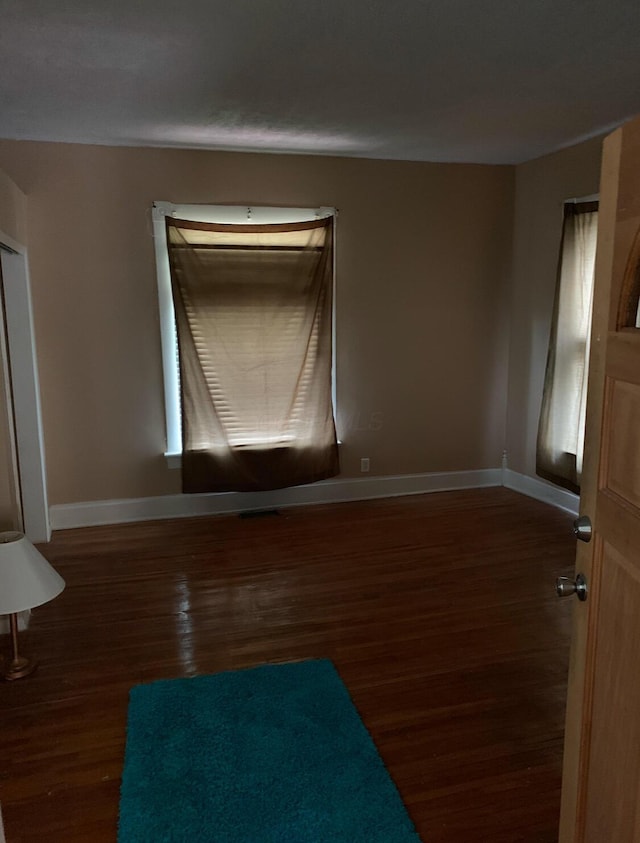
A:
559 116 640 841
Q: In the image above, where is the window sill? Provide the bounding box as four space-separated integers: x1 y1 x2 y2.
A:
165 452 182 470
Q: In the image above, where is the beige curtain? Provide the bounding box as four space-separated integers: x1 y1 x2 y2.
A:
537 202 598 493
166 216 339 493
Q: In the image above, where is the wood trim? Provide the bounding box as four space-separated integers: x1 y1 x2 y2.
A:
596 489 640 559
605 331 640 385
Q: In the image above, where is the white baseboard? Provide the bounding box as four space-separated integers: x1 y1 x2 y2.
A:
49 467 579 532
503 468 579 516
49 469 502 530
0 609 30 634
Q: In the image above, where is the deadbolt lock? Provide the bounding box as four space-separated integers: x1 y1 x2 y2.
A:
573 515 592 543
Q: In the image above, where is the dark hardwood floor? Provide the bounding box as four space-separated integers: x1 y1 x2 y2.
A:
0 488 575 842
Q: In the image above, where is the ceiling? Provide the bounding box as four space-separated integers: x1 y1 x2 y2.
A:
1 0 639 165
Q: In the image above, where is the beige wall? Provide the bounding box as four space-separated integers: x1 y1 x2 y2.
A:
0 141 514 506
506 136 604 480
0 166 27 528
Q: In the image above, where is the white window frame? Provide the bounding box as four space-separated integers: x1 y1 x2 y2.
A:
537 193 599 491
560 194 599 477
152 203 337 464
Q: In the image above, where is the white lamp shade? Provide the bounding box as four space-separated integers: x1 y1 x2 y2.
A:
0 532 65 615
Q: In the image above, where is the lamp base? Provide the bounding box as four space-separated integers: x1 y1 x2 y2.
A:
3 655 37 681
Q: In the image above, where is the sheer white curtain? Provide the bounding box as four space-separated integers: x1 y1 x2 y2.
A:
537 203 598 492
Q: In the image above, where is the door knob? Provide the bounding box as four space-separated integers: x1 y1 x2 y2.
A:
556 573 588 601
573 515 592 543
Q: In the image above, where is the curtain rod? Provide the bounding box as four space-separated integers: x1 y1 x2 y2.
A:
564 193 599 205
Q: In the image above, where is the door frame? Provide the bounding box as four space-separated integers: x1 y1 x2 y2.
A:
0 227 50 542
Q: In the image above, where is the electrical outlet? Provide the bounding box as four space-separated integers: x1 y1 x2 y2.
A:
360 457 370 473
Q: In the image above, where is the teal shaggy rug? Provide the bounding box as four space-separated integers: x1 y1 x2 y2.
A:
118 659 422 842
